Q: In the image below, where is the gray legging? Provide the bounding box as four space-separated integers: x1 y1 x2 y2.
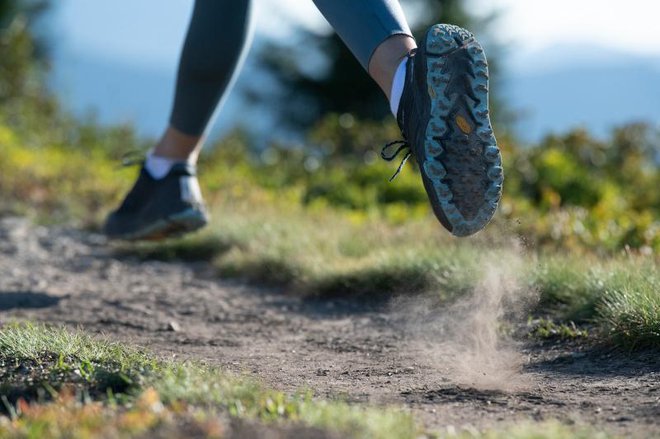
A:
169 0 412 136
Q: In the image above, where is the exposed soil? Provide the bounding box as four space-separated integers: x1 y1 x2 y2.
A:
1 217 658 437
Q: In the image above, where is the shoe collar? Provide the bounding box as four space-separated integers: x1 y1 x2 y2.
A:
168 162 197 177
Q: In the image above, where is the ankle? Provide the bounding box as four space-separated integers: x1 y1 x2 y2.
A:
152 126 203 163
368 35 417 100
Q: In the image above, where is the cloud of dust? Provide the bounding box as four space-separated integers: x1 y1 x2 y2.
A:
393 243 539 392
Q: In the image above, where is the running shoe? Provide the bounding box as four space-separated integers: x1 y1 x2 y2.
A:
384 24 503 237
104 163 209 241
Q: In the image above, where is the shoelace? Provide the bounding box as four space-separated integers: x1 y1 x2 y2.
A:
381 140 411 181
117 150 147 168
381 49 417 182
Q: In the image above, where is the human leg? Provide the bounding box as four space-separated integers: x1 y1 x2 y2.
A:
312 0 415 99
155 0 253 163
391 25 503 236
104 0 253 240
312 2 503 236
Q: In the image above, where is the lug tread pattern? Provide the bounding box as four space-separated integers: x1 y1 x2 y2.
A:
420 24 503 237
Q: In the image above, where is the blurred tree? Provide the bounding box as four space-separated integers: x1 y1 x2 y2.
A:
0 0 48 28
252 0 502 131
0 0 54 125
0 0 50 65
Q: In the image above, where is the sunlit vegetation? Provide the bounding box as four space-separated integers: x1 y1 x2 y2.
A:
1 3 657 437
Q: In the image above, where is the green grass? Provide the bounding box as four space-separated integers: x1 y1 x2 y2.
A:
1 118 658 350
0 323 417 439
117 197 659 349
0 323 156 407
531 256 659 321
530 257 659 348
0 324 620 439
599 280 660 349
527 318 589 341
1 40 655 437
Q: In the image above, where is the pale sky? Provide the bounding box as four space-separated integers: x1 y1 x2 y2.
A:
52 0 660 68
48 0 660 140
482 0 660 56
245 0 660 58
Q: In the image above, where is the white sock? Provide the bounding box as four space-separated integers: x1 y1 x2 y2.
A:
389 57 408 117
145 152 182 180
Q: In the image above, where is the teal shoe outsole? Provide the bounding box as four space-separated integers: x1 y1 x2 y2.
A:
110 208 208 242
419 24 503 237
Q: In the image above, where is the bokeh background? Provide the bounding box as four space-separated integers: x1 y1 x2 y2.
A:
1 5 660 430
46 0 660 142
1 0 659 254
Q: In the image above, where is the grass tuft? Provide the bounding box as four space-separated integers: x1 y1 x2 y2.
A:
0 322 157 408
527 318 589 341
599 280 660 349
0 323 417 439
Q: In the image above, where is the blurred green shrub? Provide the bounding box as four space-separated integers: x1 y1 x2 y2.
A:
2 100 657 254
0 3 656 254
197 116 659 253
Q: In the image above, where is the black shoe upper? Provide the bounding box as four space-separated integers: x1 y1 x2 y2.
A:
393 47 457 232
104 163 207 239
386 24 503 237
396 50 427 154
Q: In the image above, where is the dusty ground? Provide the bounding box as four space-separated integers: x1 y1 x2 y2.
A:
0 217 658 437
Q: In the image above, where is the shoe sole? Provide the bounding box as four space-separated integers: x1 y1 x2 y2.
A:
109 208 209 242
419 24 503 237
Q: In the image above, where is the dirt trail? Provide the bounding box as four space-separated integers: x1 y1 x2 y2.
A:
0 217 658 437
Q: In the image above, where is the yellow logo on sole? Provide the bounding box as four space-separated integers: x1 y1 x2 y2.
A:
455 115 472 134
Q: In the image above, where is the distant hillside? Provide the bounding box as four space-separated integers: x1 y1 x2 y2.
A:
49 52 175 138
50 46 260 137
49 44 660 144
505 44 660 142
